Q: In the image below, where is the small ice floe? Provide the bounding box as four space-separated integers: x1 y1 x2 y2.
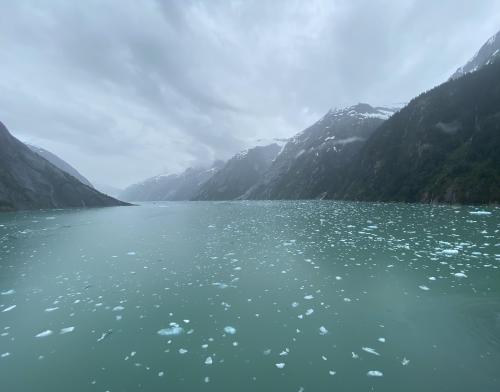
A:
362 347 380 356
158 371 164 377
343 298 351 302
224 326 236 335
97 329 112 342
275 363 285 369
428 277 436 281
469 211 491 216
335 276 342 281
291 302 299 308
204 376 210 383
319 326 328 335
204 356 213 365
158 325 183 336
367 370 383 377
304 295 314 300
112 306 125 312
401 357 410 366
35 330 53 338
178 348 188 354
213 282 229 289
2 305 16 312
453 272 468 278
305 309 314 316
60 326 75 334
1 352 10 358
263 349 271 355
329 370 336 376
127 251 136 256
378 337 386 343
418 285 430 291
1 289 14 296
442 249 459 256
351 352 359 359
44 307 59 312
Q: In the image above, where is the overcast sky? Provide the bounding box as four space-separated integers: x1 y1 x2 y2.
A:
1 0 499 188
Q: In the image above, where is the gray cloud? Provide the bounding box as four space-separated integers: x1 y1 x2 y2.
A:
1 0 499 187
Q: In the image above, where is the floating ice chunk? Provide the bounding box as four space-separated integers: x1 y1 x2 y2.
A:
97 329 112 342
44 307 59 312
1 352 10 358
204 376 210 383
402 357 410 366
127 251 136 255
418 285 430 291
204 356 213 365
428 277 436 281
291 302 299 308
1 289 14 295
224 326 236 335
263 349 271 355
304 295 314 300
60 326 75 334
329 370 336 376
112 306 125 312
275 363 285 369
158 326 183 336
158 371 164 377
362 347 380 356
351 352 359 359
2 305 16 312
319 326 328 335
213 282 229 289
35 330 53 338
367 370 383 377
442 249 459 255
453 272 468 278
343 298 351 302
305 309 314 316
469 211 491 215
179 348 188 354
378 337 386 343
335 276 342 280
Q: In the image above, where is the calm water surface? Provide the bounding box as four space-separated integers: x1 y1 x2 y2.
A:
0 201 499 391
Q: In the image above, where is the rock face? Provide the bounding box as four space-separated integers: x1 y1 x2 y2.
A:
335 59 500 204
0 121 129 211
119 161 224 202
451 30 500 79
243 104 397 200
193 144 282 201
28 145 94 188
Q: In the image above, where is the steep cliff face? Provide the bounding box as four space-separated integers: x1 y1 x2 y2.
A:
244 104 397 200
335 60 500 204
0 121 128 211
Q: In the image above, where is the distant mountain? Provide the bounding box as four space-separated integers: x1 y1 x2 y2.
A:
28 145 94 188
451 30 500 79
243 104 397 199
120 161 224 202
0 122 128 211
335 60 500 204
193 144 282 200
95 183 123 198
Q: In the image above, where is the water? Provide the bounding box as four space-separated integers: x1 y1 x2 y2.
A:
0 201 499 391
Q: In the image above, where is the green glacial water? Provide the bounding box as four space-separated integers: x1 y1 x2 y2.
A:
0 201 499 391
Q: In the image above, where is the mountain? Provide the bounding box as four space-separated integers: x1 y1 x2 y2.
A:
243 104 397 200
120 161 224 202
451 30 500 79
335 59 500 204
95 183 123 198
28 145 94 187
0 121 128 211
193 143 282 200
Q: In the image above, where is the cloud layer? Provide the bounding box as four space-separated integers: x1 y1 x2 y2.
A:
1 0 499 187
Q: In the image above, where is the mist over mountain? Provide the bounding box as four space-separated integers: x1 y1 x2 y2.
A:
0 121 127 211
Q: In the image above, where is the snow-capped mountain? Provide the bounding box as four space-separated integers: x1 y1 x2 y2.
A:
193 144 281 200
450 29 500 79
243 103 398 199
119 161 224 202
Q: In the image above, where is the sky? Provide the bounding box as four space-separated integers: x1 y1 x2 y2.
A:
1 0 500 189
